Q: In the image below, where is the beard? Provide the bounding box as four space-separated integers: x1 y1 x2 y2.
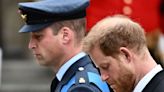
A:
107 68 135 92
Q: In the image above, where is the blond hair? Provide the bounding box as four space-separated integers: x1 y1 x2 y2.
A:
83 15 146 56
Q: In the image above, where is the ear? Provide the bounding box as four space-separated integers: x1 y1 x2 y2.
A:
59 27 72 44
119 47 132 63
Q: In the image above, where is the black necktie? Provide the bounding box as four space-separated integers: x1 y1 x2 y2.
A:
51 77 59 92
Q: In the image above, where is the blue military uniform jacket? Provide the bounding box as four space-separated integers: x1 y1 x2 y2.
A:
51 55 111 92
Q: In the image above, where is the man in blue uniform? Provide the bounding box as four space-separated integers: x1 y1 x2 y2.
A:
17 0 111 92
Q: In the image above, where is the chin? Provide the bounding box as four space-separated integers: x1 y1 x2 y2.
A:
40 62 51 67
36 59 49 66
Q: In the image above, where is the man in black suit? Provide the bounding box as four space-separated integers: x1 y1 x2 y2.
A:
17 0 112 92
83 15 164 92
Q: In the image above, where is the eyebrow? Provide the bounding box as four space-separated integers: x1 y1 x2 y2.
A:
31 31 43 35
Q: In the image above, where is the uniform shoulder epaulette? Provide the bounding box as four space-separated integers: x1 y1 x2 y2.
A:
61 65 110 92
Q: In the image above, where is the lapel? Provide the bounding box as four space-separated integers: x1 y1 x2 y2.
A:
51 77 59 92
142 70 164 92
55 55 92 91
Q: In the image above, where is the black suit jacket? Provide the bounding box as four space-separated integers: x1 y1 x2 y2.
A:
142 70 164 92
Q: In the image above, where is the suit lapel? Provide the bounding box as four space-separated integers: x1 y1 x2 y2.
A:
51 77 59 92
142 70 164 92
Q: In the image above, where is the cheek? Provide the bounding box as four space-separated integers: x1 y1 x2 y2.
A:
107 64 122 81
38 39 57 58
41 37 58 51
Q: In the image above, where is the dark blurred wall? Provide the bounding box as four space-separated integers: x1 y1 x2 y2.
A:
0 1 3 48
1 0 33 60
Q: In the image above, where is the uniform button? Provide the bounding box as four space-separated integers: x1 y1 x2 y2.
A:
78 67 84 71
79 77 86 83
123 6 132 15
124 0 132 4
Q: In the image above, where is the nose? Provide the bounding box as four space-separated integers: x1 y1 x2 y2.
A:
101 73 109 81
28 39 37 49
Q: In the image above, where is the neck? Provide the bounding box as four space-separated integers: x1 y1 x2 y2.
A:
52 44 82 73
134 48 157 87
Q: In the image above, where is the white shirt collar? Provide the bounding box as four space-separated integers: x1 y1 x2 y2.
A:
133 65 163 92
56 52 86 81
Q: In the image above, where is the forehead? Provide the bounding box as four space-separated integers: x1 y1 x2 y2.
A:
30 27 52 35
31 31 43 35
90 47 108 64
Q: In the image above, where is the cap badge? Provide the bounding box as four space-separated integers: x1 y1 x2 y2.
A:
21 14 27 21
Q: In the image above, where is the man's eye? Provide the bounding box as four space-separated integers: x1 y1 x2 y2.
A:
101 67 107 70
100 65 109 70
35 35 43 40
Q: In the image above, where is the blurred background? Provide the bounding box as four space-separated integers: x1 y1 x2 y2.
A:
0 0 54 92
0 0 164 92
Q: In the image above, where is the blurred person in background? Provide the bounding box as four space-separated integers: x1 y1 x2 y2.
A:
159 0 164 64
86 0 164 67
18 0 111 92
83 15 164 92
